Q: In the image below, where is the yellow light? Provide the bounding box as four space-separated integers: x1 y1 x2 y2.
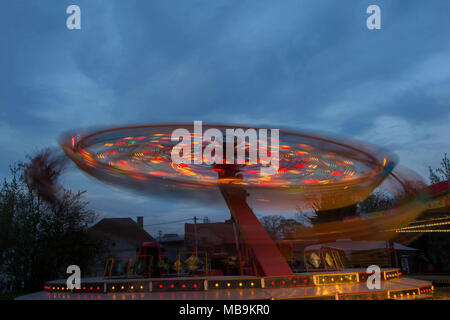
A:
250 282 254 286
112 286 115 290
227 283 231 287
121 286 124 290
215 283 219 287
131 286 134 290
140 285 144 290
239 283 243 287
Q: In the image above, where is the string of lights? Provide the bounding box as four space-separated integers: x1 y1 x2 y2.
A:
395 229 450 233
395 220 450 231
407 215 450 224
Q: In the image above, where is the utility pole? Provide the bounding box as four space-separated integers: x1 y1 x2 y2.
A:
232 218 244 275
193 216 198 258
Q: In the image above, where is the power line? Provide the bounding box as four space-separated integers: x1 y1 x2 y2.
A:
144 217 194 227
143 216 225 227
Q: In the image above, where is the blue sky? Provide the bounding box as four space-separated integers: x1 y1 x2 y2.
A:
1 1 449 236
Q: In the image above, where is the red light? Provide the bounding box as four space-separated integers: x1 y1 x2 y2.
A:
293 280 297 284
303 179 319 184
357 298 360 300
378 296 382 300
271 282 275 285
159 285 163 288
182 284 186 288
83 287 86 290
368 297 371 300
304 279 307 283
90 287 93 291
193 284 197 288
282 281 286 285
170 284 174 288
97 286 100 290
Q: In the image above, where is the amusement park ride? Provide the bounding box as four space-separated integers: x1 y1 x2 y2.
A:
19 123 443 300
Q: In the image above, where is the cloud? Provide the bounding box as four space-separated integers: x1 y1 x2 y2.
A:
357 114 450 177
1 0 449 234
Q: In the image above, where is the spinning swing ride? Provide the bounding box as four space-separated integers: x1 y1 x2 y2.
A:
22 123 437 300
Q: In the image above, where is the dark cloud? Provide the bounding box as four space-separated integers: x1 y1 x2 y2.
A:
1 0 449 234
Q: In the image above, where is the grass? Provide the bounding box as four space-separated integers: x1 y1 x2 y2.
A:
0 292 26 300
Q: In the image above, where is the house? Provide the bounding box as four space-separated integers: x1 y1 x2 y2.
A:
88 216 156 276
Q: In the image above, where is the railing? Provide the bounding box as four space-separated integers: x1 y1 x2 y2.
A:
103 255 155 279
103 252 214 279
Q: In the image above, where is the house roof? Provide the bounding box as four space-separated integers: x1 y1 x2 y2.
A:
89 218 155 246
425 179 449 198
160 233 184 243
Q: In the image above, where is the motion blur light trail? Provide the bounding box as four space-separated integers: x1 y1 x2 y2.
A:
55 123 430 243
59 123 397 210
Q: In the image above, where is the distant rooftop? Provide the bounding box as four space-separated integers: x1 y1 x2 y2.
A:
159 233 183 242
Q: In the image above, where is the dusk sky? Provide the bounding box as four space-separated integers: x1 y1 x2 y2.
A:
1 1 449 236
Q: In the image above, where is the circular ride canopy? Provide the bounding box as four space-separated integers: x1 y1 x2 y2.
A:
60 124 397 211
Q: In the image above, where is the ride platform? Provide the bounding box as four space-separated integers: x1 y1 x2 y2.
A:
17 268 433 300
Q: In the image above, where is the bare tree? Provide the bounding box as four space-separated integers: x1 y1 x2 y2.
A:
0 150 106 294
260 215 303 240
429 153 450 184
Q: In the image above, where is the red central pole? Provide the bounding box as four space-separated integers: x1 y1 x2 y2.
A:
219 181 293 277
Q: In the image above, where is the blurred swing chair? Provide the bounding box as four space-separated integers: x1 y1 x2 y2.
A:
103 255 156 279
103 242 163 279
173 251 210 276
304 246 346 272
